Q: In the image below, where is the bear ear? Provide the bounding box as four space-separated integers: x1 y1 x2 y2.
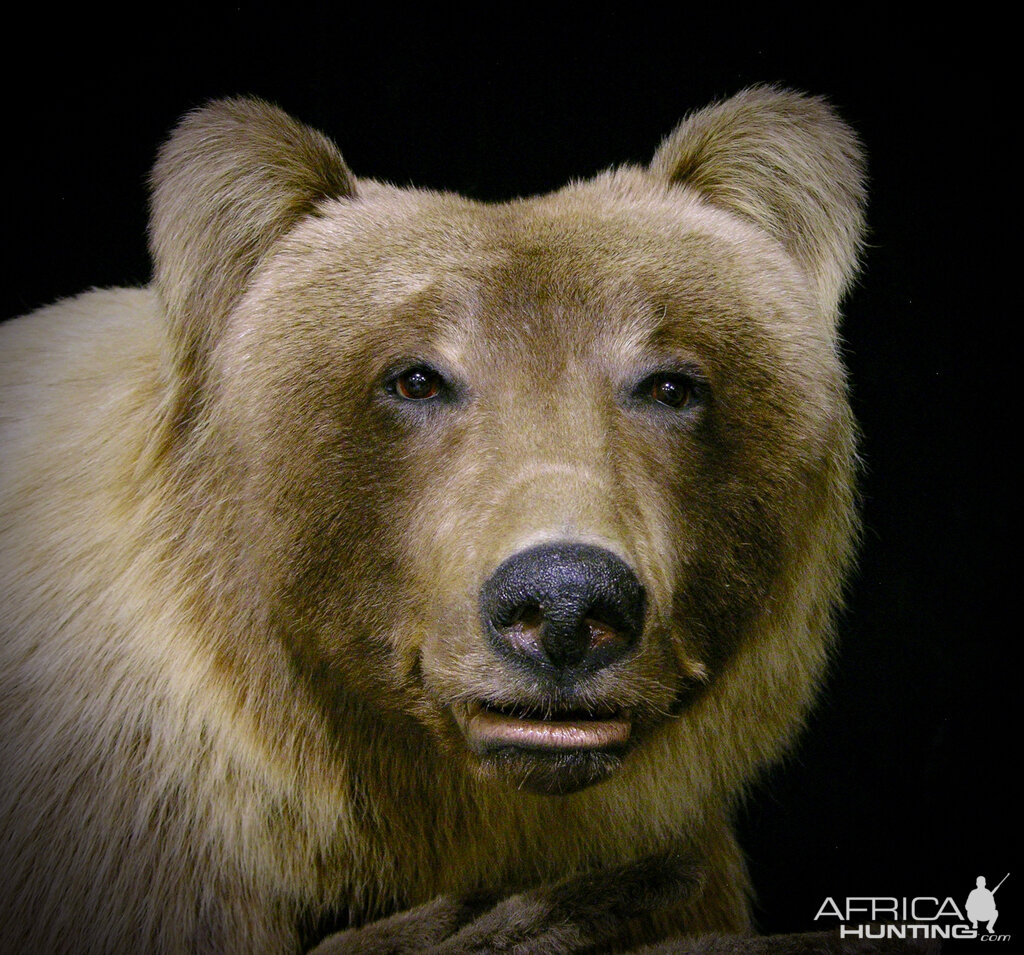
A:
148 97 356 405
649 86 867 318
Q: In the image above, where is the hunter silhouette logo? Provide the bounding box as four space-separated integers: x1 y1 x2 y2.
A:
966 873 1009 933
815 872 1011 942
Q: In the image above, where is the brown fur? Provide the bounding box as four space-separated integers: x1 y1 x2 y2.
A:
0 87 866 952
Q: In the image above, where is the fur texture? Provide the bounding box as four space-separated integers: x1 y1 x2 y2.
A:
0 88 866 952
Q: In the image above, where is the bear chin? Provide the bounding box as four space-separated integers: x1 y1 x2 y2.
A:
472 746 629 795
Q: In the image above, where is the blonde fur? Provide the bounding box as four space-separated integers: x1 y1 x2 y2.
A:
0 90 865 952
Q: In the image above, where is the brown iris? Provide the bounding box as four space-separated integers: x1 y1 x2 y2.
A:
394 367 442 400
649 375 691 408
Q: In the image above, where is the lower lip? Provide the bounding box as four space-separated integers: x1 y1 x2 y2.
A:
463 703 632 753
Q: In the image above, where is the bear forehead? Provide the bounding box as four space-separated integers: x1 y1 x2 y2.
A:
232 172 824 390
269 172 808 309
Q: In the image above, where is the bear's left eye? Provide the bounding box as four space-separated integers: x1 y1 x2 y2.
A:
390 365 445 401
636 372 697 410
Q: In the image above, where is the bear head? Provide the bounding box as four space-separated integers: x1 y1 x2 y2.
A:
148 89 865 796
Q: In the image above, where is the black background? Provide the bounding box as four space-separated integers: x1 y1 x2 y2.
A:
3 13 1012 942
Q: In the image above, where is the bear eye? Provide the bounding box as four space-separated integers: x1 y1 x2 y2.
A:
642 372 694 409
391 365 445 401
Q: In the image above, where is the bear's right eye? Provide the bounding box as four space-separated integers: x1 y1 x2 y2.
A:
389 366 445 401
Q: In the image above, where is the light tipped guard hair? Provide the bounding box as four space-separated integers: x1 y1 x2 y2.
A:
0 89 869 951
650 86 867 318
148 98 358 408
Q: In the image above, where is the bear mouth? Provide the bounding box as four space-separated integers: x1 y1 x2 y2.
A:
463 700 633 753
455 700 634 795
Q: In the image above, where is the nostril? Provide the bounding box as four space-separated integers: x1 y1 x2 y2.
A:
497 603 544 631
583 616 626 653
480 542 646 677
501 604 546 662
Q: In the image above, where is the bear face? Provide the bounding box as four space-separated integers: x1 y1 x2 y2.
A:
151 95 860 800
0 88 866 950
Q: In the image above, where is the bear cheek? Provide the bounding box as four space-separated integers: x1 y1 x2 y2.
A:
223 383 428 701
669 383 850 677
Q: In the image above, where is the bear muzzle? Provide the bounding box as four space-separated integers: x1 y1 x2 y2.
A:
449 543 646 793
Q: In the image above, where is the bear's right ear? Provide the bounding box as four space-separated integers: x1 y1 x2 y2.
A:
149 97 356 404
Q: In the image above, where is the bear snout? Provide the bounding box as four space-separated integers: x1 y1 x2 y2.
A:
479 542 646 680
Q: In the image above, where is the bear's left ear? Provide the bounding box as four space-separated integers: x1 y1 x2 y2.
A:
650 86 867 319
149 97 356 405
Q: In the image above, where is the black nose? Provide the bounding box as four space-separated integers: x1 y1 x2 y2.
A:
480 543 646 678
